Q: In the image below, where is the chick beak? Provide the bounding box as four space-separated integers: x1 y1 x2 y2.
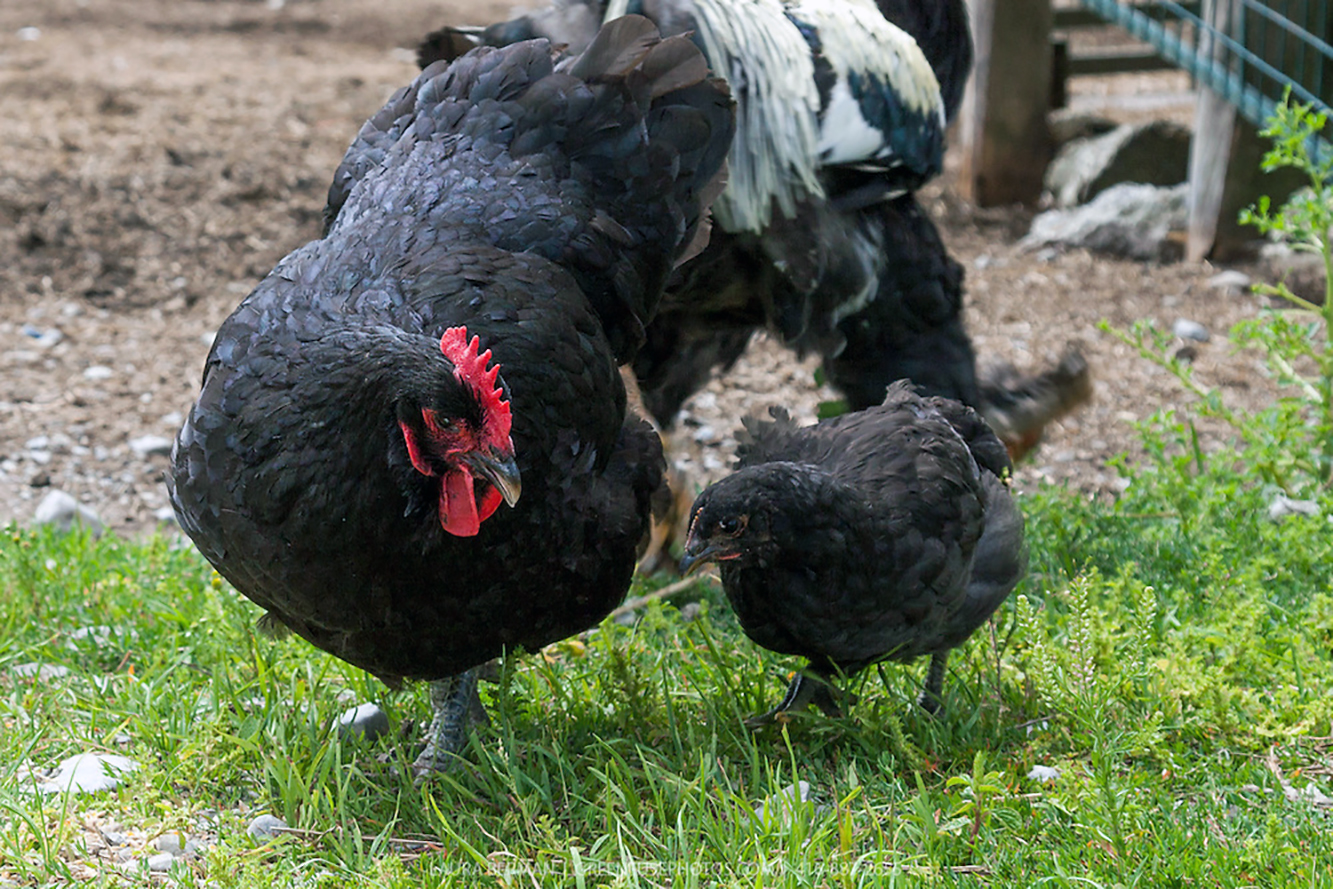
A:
678 538 723 577
464 447 522 507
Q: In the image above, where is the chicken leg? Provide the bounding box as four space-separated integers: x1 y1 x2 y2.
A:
412 671 487 775
745 670 847 728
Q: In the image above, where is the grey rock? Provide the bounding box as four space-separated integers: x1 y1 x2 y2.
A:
100 829 129 846
1047 109 1118 147
247 814 289 843
25 435 50 450
17 26 41 41
12 662 70 681
146 853 175 872
1172 319 1210 342
26 450 52 465
36 752 139 794
153 506 179 525
1022 183 1188 261
1268 494 1320 522
752 781 813 828
33 490 104 537
692 425 716 444
128 435 174 458
1045 121 1191 208
336 702 390 743
678 601 703 622
154 832 187 855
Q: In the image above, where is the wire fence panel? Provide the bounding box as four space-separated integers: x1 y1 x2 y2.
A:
1075 0 1331 164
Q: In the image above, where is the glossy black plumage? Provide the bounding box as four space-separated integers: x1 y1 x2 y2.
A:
414 1 1017 436
170 19 733 701
681 382 1026 718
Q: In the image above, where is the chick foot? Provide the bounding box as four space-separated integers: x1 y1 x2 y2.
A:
412 670 487 775
745 672 847 728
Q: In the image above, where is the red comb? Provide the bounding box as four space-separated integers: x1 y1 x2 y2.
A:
440 327 512 433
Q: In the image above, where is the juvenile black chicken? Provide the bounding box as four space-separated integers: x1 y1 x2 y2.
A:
169 18 734 772
679 382 1026 723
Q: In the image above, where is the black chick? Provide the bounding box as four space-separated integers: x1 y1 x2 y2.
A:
679 381 1026 723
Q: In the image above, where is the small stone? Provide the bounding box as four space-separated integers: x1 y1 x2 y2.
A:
17 26 41 41
1028 764 1061 782
27 449 52 465
25 435 50 450
161 411 183 428
128 435 174 458
36 752 139 794
83 365 114 380
1172 319 1210 342
678 601 703 622
33 490 104 536
100 829 129 846
1207 270 1251 292
12 662 70 680
29 472 50 488
336 702 390 742
153 506 178 525
154 832 187 855
752 781 813 828
247 814 289 843
146 853 175 872
1268 494 1320 522
692 425 716 444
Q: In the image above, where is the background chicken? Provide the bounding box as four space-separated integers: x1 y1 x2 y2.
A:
419 0 1092 456
679 381 1027 723
169 18 734 773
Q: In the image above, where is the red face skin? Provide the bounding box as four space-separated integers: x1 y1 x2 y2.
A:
398 327 517 537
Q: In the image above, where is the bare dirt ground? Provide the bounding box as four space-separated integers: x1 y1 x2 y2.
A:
0 0 1299 536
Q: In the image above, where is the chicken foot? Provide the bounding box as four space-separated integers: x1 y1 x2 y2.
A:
412 670 488 775
745 671 848 728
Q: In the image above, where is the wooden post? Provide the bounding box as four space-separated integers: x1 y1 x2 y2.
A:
1187 0 1304 261
957 0 1054 206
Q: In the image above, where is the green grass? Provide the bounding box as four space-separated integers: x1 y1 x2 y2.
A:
3 471 1333 887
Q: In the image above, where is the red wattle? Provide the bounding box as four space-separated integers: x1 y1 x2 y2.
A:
439 467 481 537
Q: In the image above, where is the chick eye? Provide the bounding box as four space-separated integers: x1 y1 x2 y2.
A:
717 516 745 536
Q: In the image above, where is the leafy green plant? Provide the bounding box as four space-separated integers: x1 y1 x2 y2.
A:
1106 92 1333 492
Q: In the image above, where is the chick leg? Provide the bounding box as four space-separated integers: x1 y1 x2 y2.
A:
745 671 844 728
918 652 948 715
412 670 486 775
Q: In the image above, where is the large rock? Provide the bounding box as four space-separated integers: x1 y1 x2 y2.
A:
1022 183 1188 260
1045 120 1191 208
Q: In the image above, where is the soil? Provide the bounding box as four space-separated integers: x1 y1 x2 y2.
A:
0 0 1304 536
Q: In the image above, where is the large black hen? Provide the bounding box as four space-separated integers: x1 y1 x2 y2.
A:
169 18 734 772
679 381 1026 723
420 0 1091 453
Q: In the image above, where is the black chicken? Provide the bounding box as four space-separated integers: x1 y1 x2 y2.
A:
419 0 1092 453
169 18 734 772
679 381 1026 723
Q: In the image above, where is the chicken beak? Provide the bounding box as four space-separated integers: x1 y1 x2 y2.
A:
678 539 720 577
465 448 522 507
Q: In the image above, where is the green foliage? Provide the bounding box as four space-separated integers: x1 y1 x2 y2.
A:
1106 92 1333 493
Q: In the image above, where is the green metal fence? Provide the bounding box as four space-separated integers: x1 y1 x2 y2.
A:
1075 0 1331 162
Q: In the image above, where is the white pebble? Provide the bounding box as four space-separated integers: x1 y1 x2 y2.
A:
83 365 114 380
17 26 41 41
1028 764 1061 782
36 752 139 794
1172 318 1210 342
129 435 174 458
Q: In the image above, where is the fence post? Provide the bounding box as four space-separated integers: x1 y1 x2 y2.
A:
957 0 1054 206
1186 0 1303 260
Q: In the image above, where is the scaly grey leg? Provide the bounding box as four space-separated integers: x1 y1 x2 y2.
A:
745 671 845 728
412 670 485 775
918 652 948 715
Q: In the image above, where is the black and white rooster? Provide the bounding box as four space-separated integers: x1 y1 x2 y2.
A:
420 0 1091 455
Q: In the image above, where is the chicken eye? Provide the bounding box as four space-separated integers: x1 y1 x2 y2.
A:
717 516 746 536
